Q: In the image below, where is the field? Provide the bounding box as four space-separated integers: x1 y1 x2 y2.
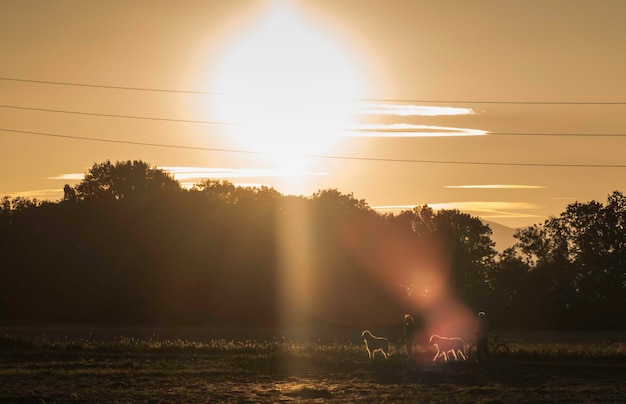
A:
0 325 624 403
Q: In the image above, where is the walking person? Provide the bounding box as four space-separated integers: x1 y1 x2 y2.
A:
403 314 415 361
475 311 490 362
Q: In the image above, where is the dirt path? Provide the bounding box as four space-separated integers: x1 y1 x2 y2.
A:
1 353 624 403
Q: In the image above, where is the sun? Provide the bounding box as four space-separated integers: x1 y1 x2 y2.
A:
211 0 364 175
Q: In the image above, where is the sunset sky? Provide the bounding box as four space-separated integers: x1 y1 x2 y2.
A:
2 0 625 228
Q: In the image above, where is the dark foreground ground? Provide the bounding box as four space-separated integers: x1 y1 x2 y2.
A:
0 326 624 403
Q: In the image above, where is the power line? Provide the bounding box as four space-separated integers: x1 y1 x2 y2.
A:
2 104 626 137
0 77 223 95
354 127 626 137
1 128 263 155
482 132 626 137
2 76 626 105
356 97 626 106
3 127 626 168
0 105 231 126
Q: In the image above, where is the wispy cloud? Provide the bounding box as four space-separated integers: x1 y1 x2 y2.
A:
373 201 542 219
373 204 421 211
160 166 329 181
344 101 485 137
445 184 546 189
177 181 268 191
429 201 540 211
229 182 266 188
354 103 475 117
345 124 487 137
48 173 84 180
4 189 63 200
44 167 327 191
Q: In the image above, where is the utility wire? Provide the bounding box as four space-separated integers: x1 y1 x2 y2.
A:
0 105 231 126
2 104 625 137
0 128 260 155
477 132 626 137
356 97 626 106
2 77 626 105
3 127 626 168
0 77 223 95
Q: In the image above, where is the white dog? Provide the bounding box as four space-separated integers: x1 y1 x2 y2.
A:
429 334 467 362
361 330 390 359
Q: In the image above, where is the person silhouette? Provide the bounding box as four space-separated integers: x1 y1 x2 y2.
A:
475 311 490 362
403 314 415 361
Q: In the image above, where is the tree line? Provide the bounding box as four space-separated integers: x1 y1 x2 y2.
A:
0 160 624 329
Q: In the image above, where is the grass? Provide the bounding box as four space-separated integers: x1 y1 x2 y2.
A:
0 328 625 402
5 331 623 362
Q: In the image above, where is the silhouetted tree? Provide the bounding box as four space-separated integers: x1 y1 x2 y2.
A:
434 209 496 306
63 184 77 202
74 160 180 201
2 159 624 329
503 191 626 328
388 206 496 308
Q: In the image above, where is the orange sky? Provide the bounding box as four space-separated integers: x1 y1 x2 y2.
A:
1 0 625 228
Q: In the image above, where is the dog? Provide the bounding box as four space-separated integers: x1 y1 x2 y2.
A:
429 334 467 362
361 330 390 359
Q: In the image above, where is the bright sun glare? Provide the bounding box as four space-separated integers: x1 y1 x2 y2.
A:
212 0 364 175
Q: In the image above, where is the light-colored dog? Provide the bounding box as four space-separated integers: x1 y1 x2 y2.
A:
429 334 467 362
361 330 390 359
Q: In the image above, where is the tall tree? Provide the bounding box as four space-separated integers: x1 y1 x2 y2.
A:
509 191 626 328
387 206 497 310
434 209 497 306
73 160 180 201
